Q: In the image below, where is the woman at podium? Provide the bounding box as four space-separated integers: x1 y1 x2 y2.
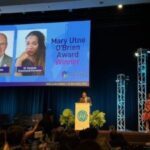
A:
79 92 92 105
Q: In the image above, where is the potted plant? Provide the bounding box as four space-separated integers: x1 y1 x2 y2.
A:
59 108 74 129
90 110 106 128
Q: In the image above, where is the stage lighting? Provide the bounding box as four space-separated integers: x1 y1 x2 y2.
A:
118 4 123 9
134 52 139 57
126 76 130 81
147 50 150 54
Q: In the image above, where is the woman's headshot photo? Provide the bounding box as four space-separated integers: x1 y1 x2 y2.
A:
15 30 46 76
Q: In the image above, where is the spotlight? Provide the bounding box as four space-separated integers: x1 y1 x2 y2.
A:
147 50 150 54
126 76 130 81
116 79 119 83
134 52 139 57
118 4 123 9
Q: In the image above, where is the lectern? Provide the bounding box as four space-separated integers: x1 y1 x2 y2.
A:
75 103 90 130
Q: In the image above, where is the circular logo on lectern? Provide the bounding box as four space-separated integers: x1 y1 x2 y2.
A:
77 110 88 122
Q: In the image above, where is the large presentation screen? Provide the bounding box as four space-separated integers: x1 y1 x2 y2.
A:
0 20 90 86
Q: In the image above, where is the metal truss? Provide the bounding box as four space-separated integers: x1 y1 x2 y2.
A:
136 48 148 132
116 74 126 131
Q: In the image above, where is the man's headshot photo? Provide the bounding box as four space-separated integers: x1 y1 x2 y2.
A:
0 31 14 75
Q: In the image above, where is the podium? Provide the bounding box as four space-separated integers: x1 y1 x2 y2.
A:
75 103 90 130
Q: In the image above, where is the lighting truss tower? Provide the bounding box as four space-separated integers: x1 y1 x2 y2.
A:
136 48 148 132
116 74 126 131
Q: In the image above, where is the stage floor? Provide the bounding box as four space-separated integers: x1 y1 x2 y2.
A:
99 130 150 146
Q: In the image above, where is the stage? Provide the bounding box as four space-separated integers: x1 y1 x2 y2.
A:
99 130 150 146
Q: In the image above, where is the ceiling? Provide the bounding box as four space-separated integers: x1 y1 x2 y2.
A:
0 0 150 14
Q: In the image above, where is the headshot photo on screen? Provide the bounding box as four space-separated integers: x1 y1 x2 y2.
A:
15 30 46 76
0 31 14 75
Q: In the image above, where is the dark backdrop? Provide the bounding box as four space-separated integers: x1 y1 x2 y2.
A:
0 4 150 130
